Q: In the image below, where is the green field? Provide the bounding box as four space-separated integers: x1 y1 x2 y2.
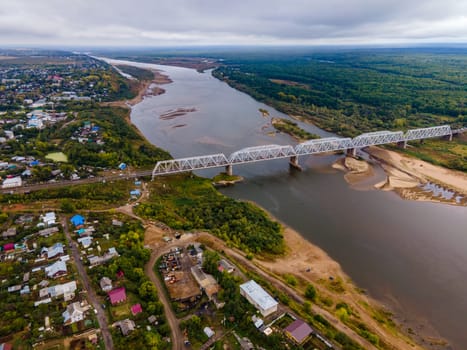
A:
46 152 68 162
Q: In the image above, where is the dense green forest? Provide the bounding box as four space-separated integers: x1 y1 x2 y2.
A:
212 49 466 136
136 175 284 255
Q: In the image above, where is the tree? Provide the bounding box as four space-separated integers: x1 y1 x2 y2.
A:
305 283 317 301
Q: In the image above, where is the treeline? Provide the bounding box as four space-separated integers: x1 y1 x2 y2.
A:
136 175 284 255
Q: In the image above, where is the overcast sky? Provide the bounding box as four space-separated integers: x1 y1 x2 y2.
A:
0 0 466 46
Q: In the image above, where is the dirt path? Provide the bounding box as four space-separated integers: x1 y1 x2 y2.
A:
145 249 184 350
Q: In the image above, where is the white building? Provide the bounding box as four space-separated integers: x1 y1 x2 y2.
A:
62 302 89 325
2 176 22 189
239 280 278 317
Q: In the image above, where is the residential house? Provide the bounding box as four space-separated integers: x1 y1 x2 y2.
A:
41 212 56 226
99 277 112 292
45 260 67 279
38 227 59 237
62 301 89 325
78 236 93 248
284 318 314 344
218 259 235 274
2 228 17 239
113 319 135 336
108 287 126 305
131 303 142 316
45 243 64 259
70 214 85 227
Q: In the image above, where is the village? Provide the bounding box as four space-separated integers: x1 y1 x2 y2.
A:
0 199 336 350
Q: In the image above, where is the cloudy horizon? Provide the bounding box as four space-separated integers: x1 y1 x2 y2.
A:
0 0 466 47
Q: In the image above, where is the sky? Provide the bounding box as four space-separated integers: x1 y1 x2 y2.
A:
0 0 466 47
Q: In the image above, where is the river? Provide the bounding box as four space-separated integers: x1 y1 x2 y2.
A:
107 59 467 349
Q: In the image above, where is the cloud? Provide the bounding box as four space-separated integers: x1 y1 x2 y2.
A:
0 0 465 46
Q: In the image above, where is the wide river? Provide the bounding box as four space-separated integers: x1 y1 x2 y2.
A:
109 59 466 349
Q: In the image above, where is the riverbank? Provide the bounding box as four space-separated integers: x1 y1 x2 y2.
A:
368 146 467 206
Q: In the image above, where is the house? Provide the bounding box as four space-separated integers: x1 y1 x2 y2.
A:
70 214 85 227
218 259 235 274
3 243 14 251
48 281 77 300
41 212 56 226
240 280 278 317
99 277 112 292
62 301 89 325
2 176 22 189
113 319 135 336
38 227 59 237
203 327 215 339
130 189 140 197
284 318 314 344
147 315 158 325
112 219 123 227
78 236 93 248
118 163 127 170
2 228 17 239
131 303 142 316
46 243 64 259
45 260 68 279
108 287 126 305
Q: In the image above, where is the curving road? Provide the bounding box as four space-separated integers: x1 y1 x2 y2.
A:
62 218 114 350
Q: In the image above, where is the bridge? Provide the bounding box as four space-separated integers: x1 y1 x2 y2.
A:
152 125 462 178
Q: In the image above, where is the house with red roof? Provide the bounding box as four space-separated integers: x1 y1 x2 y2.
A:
131 303 142 316
108 287 126 305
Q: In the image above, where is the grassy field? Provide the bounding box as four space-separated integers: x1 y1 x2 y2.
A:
46 152 68 162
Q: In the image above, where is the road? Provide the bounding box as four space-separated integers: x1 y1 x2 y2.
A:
0 168 154 194
62 218 114 350
145 249 184 350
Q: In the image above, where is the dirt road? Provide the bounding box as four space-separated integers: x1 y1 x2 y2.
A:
62 218 114 350
145 249 185 350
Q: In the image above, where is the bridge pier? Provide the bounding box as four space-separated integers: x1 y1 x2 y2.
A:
225 164 233 176
397 140 407 149
289 155 302 170
443 133 453 141
346 148 357 157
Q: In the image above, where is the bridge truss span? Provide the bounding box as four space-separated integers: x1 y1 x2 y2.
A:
404 125 452 141
295 137 353 155
352 130 405 148
152 153 229 178
229 144 296 164
149 125 457 178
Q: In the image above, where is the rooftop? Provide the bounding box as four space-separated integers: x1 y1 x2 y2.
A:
240 280 278 311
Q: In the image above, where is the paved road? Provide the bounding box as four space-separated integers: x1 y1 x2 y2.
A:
145 249 184 350
62 218 114 350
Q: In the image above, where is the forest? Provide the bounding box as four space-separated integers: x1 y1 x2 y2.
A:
212 49 466 136
135 175 285 256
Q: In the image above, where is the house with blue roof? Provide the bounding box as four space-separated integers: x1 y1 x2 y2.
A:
70 214 85 227
118 163 127 170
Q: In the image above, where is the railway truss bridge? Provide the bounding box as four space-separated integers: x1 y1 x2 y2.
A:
152 125 463 178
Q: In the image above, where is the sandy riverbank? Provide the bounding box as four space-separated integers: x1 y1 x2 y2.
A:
368 146 467 205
